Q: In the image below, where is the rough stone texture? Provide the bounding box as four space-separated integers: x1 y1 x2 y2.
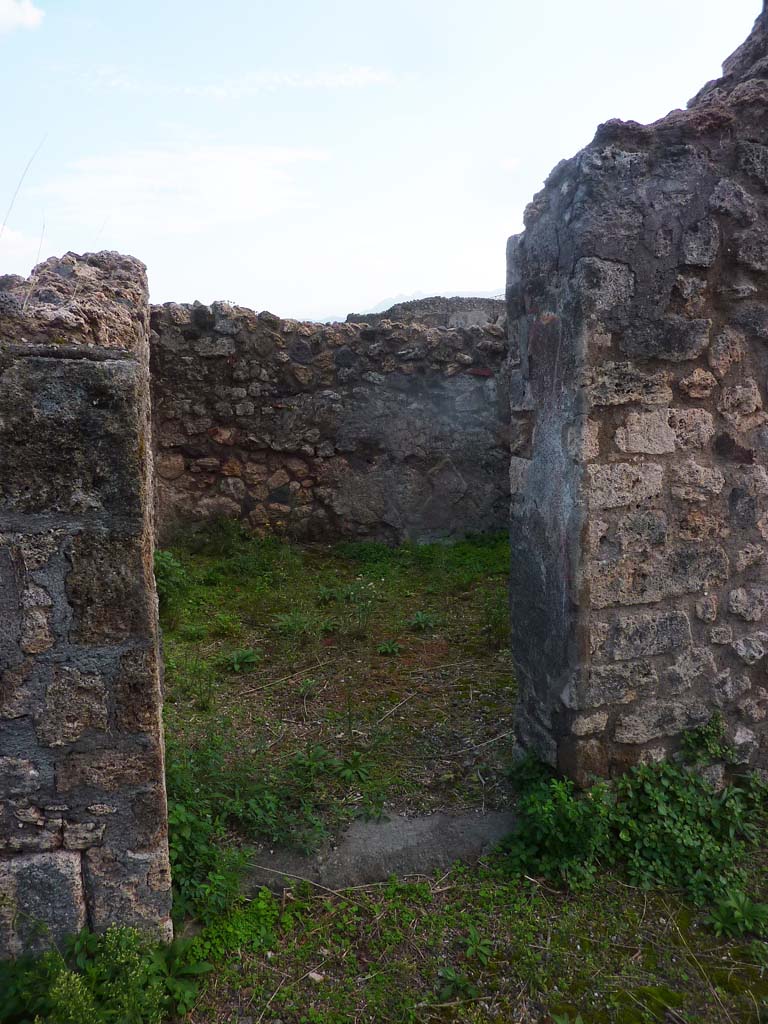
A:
0 253 172 955
151 304 510 543
345 295 505 329
509 5 768 782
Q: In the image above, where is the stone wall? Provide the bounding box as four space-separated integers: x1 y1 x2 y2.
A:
0 253 172 955
509 4 768 782
150 304 511 543
345 295 505 329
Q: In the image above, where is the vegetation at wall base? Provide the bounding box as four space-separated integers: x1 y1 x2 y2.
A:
505 734 768 909
0 927 211 1024
5 531 768 1022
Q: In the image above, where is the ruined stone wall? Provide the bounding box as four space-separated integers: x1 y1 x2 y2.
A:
150 304 511 543
345 295 505 329
0 253 172 955
509 4 768 783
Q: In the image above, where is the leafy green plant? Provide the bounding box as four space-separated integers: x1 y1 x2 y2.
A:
377 639 401 656
154 549 188 617
706 891 768 938
464 924 492 966
409 610 436 631
0 925 207 1024
333 751 370 785
506 741 768 906
680 711 734 764
298 677 320 699
191 889 279 962
290 744 338 779
436 965 479 1001
274 609 314 638
210 611 242 638
221 647 260 673
149 937 213 1015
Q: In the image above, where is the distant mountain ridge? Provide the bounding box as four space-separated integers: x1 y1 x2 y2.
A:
345 293 506 330
313 288 504 324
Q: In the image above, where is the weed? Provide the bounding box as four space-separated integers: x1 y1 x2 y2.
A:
680 711 735 764
464 923 492 966
210 611 242 638
0 925 208 1024
436 965 479 1001
480 583 509 649
149 937 213 1015
167 654 218 711
290 744 338 779
274 609 315 638
153 549 188 613
356 791 388 822
191 889 280 962
178 622 207 641
377 639 401 656
409 610 437 631
221 647 260 673
298 677 320 699
506 734 768 908
706 891 768 938
334 751 370 785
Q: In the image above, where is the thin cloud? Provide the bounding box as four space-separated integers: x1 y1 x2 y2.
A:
77 64 398 99
34 143 328 238
0 0 44 34
0 226 41 276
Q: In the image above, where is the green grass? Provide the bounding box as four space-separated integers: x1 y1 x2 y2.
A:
183 860 768 1023
5 525 768 1023
160 525 515 847
148 524 768 1022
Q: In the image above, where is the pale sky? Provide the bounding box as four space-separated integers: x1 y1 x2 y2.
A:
0 0 760 320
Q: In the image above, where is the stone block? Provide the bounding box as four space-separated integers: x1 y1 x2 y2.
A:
587 362 672 406
621 317 711 362
614 700 709 745
678 368 717 399
665 648 717 693
573 257 634 312
737 141 768 188
35 667 108 747
84 848 172 940
707 327 744 379
681 218 720 266
66 531 154 644
614 409 675 454
728 587 768 622
671 459 724 503
617 510 668 550
567 660 658 709
0 851 85 957
57 748 162 794
587 463 663 509
696 595 718 622
732 633 768 665
0 357 144 518
114 645 163 735
709 177 758 223
602 610 692 662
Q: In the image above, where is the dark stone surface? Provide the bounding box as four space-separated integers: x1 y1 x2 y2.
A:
509 5 768 779
150 303 510 543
